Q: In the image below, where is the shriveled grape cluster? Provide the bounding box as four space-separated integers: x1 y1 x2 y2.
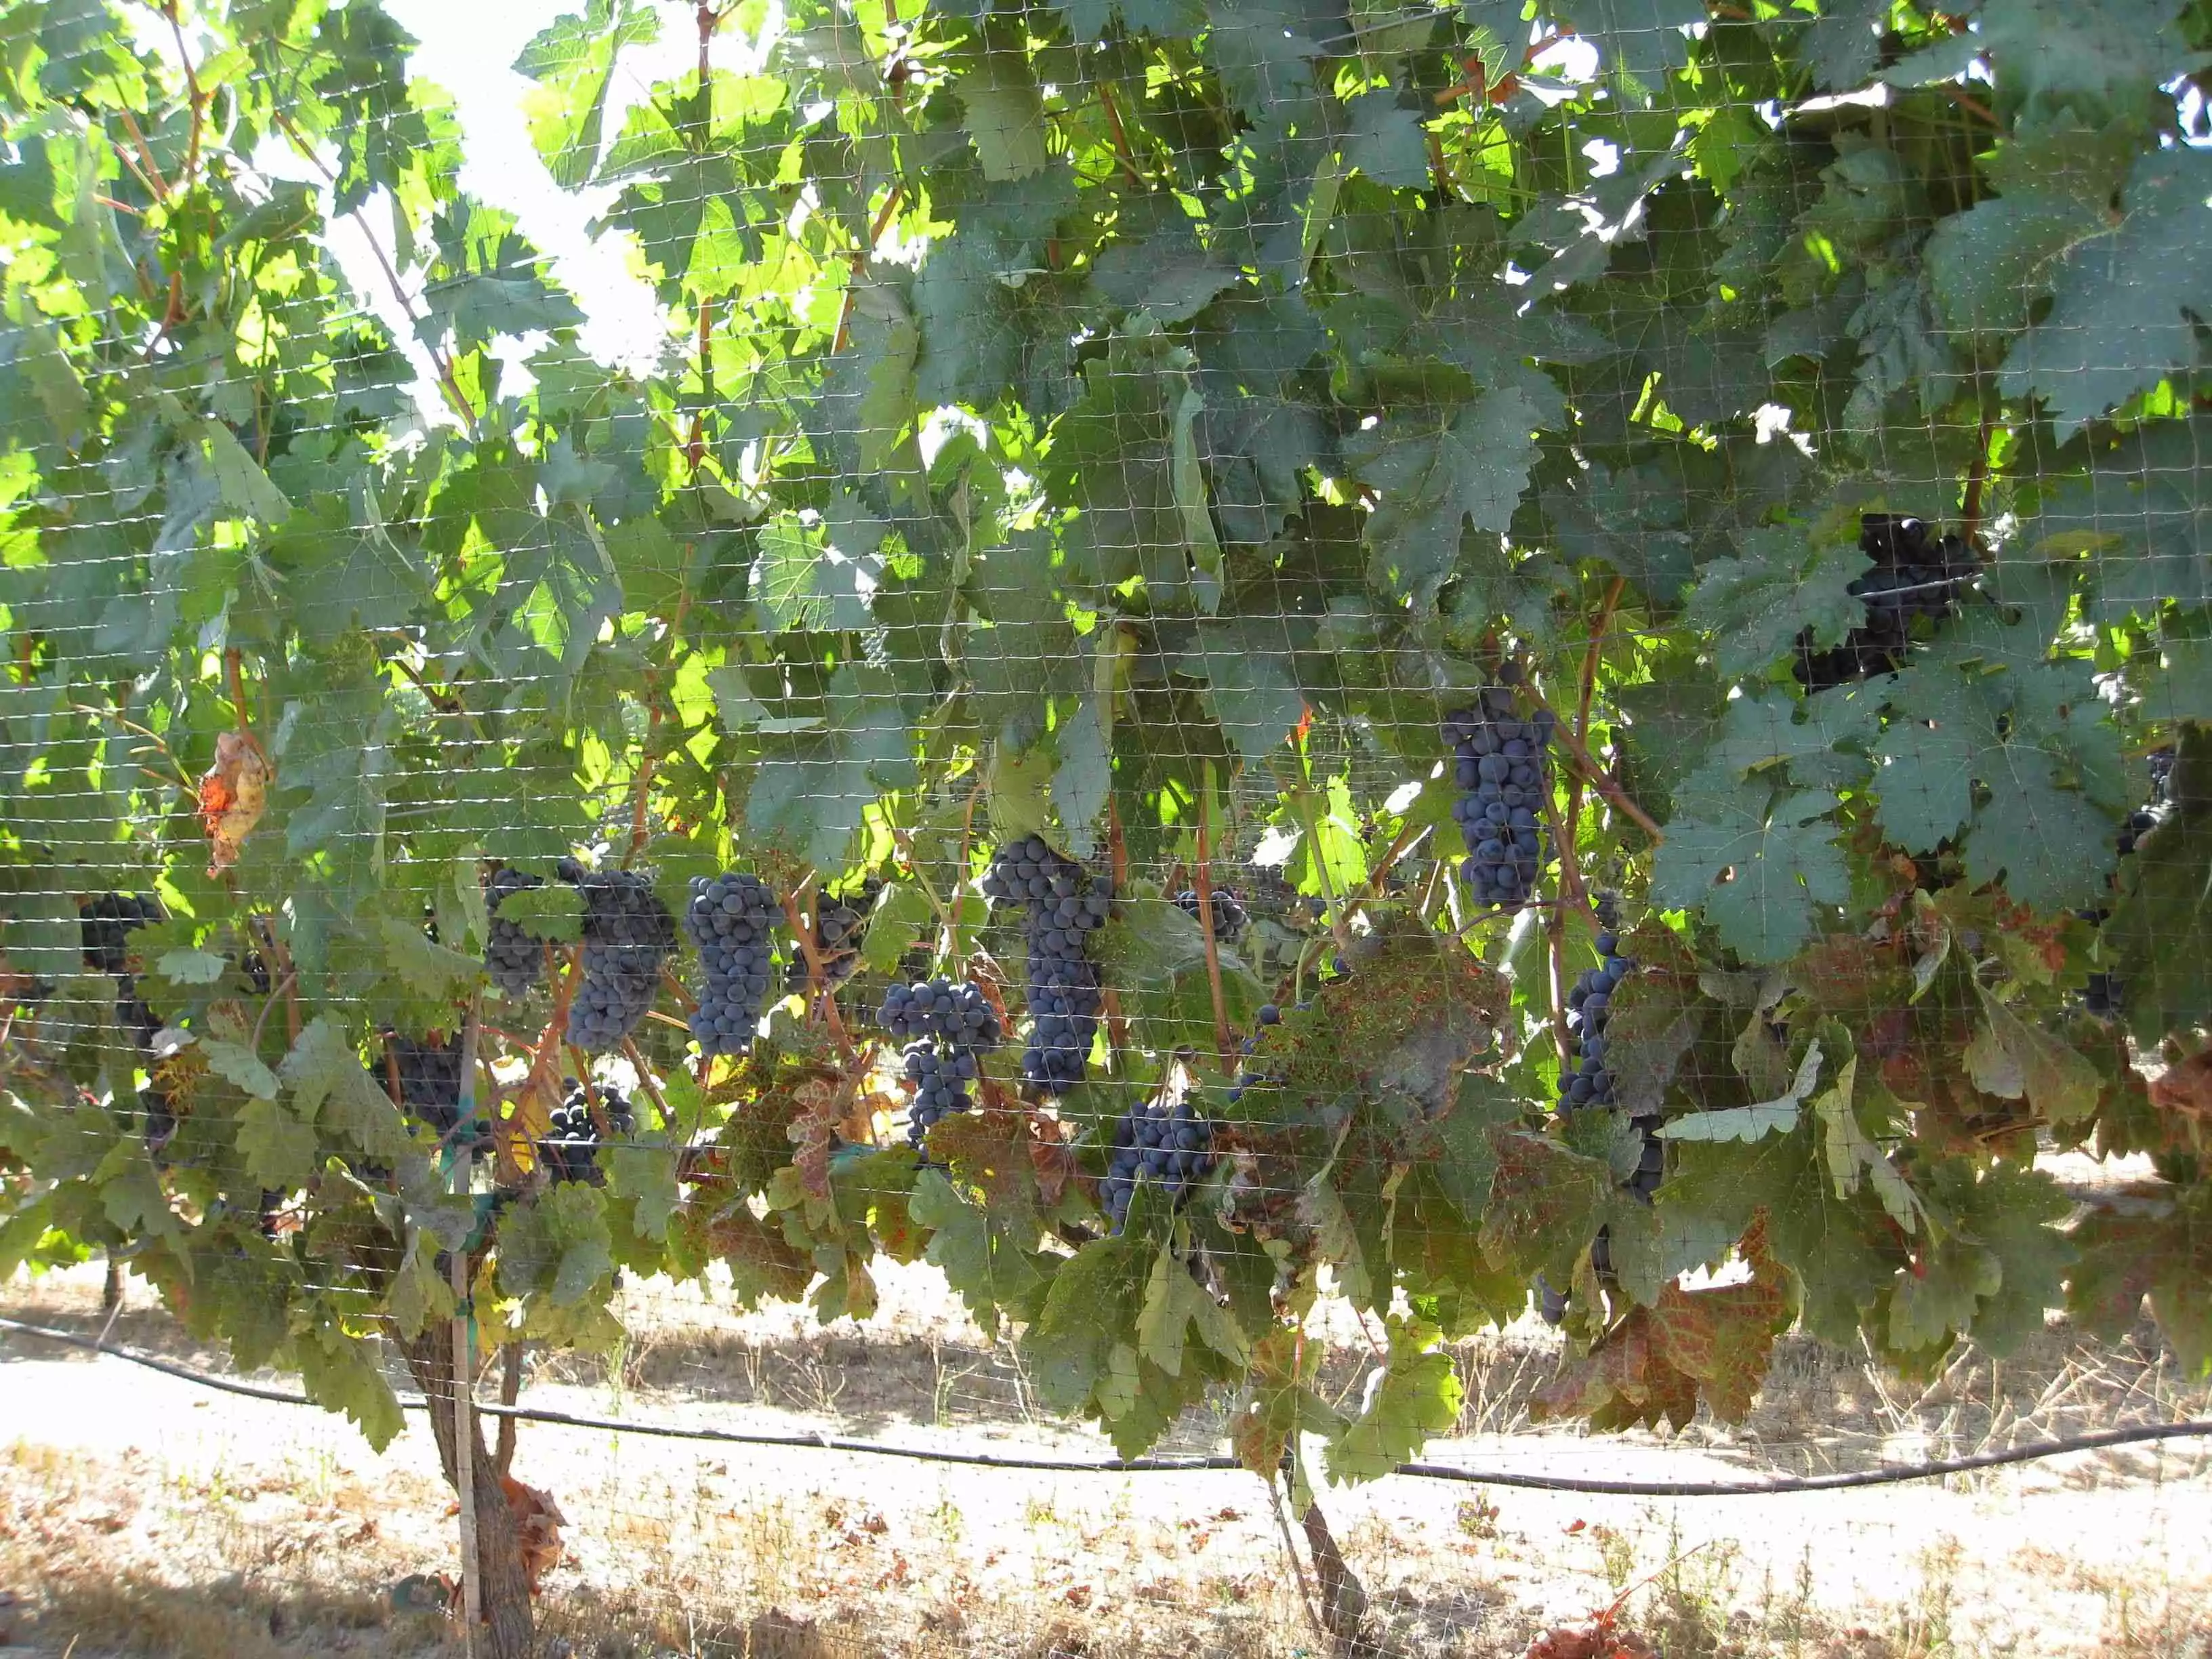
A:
877 979 1003 1149
1172 886 1246 945
1102 1097 1216 1233
685 872 783 1056
1443 691 1553 912
541 1080 634 1185
484 867 548 998
1795 514 1980 691
564 863 678 1052
981 836 1111 1094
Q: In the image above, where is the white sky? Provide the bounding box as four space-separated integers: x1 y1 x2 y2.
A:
276 0 718 402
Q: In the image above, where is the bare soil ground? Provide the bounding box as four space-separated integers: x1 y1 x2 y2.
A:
5 1166 2211 1659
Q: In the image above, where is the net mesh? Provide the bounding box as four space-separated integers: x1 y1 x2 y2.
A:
3 0 2210 1654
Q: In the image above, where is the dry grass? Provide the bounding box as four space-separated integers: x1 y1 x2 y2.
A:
5 1258 2212 1659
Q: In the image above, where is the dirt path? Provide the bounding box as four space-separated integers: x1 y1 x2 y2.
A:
6 1261 2212 1657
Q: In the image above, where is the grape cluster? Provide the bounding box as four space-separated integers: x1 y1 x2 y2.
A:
79 892 165 1052
564 863 678 1052
485 867 548 998
877 978 1003 1149
1102 1097 1217 1233
981 836 1111 1094
80 892 161 976
685 872 783 1056
1443 691 1554 912
1172 886 1247 945
541 1080 635 1185
1795 514 1980 691
1542 901 1655 1323
787 878 880 994
382 1035 490 1151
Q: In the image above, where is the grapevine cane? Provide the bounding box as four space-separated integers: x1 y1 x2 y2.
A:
451 996 484 1649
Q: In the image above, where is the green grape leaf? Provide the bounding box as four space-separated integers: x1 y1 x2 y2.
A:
1135 1235 1249 1377
1965 984 2101 1127
498 1181 617 1309
1339 89 1428 190
281 1017 409 1164
1323 1314 1462 1485
1975 0 2201 126
1344 386 1540 609
514 0 661 188
1662 1040 1822 1143
2069 1185 2212 1374
233 1095 321 1190
201 1038 284 1103
1925 190 2106 340
2106 756 2212 1043
960 46 1049 181
1654 773 1849 963
1872 651 2124 913
2000 146 2212 437
910 1168 1050 1339
1683 527 1868 682
293 1317 405 1452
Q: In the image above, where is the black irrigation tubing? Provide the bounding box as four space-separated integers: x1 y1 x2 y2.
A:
6 1313 2212 1496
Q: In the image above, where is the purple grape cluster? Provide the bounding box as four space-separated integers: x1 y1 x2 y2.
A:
541 1080 635 1185
981 836 1111 1094
563 863 678 1052
787 878 879 995
1443 691 1553 912
685 871 783 1055
485 867 548 998
876 978 1004 1149
1102 1097 1216 1233
1795 514 1980 691
80 891 165 1050
1542 897 1655 1323
1172 887 1247 945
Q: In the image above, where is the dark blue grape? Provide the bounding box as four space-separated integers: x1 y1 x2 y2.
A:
565 867 678 1051
686 871 783 1056
985 837 1109 1097
1102 1096 1218 1233
541 1080 636 1185
1443 689 1553 914
485 867 548 998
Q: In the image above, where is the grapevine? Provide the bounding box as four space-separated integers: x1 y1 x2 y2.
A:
1 3 2209 1652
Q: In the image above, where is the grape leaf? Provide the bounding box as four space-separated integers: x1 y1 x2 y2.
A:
1925 191 2105 340
1323 1314 1462 1484
1683 526 1868 682
1534 1226 1791 1429
2000 146 2212 438
514 0 661 188
1343 387 1540 609
1654 773 1849 963
1872 651 2124 913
